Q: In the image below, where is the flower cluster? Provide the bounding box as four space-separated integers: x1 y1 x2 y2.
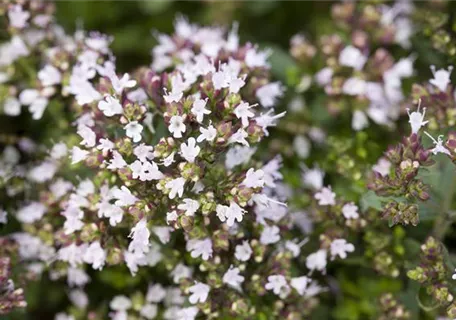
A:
407 237 456 318
289 0 414 135
0 2 357 318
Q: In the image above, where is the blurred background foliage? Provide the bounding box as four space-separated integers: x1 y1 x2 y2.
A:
55 1 331 74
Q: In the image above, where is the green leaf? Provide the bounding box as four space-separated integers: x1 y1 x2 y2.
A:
360 190 384 211
264 43 298 83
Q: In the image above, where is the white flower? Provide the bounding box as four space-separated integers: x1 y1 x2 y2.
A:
112 186 138 206
187 238 212 260
3 97 21 116
59 243 87 268
165 177 186 199
163 73 187 103
27 161 58 183
256 110 286 136
69 289 88 309
314 186 336 206
67 267 90 287
256 82 283 108
55 313 74 320
424 132 451 156
265 275 289 296
128 219 150 255
430 65 453 92
242 168 265 189
77 125 96 147
8 5 30 29
177 198 200 216
342 77 367 96
235 241 252 261
130 160 164 181
352 110 369 131
0 72 8 84
171 263 192 283
342 203 359 219
339 45 367 70
17 202 46 223
315 67 333 86
169 115 186 138
373 158 391 177
245 47 270 68
0 210 7 224
147 283 167 303
51 142 68 159
234 102 255 127
330 239 355 260
107 151 127 170
180 138 200 163
71 146 89 165
290 276 310 296
28 97 48 120
124 251 146 276
110 295 132 311
224 201 246 226
225 146 256 169
228 128 249 146
166 210 178 224
140 304 158 320
212 59 245 92
223 266 244 288
163 152 176 167
78 180 95 196
293 135 310 159
19 89 39 105
191 98 210 123
99 203 124 227
306 249 327 272
176 307 199 320
407 100 428 134
285 240 303 258
97 138 115 152
152 226 173 244
98 96 123 117
128 88 148 103
215 204 228 223
83 241 106 270
197 124 217 143
38 65 62 87
124 121 143 143
68 78 102 105
134 144 154 162
302 166 324 190
110 73 137 94
260 225 281 245
188 282 210 304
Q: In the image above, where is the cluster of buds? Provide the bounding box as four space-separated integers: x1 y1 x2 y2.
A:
407 237 456 318
377 293 411 320
368 131 434 226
